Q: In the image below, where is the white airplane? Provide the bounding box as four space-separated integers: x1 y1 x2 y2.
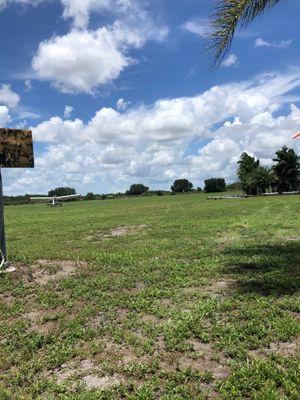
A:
30 194 81 207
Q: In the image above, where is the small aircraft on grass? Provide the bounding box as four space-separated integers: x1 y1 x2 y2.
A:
30 194 81 207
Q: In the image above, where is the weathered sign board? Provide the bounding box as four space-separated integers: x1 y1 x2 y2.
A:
0 128 34 269
0 128 34 168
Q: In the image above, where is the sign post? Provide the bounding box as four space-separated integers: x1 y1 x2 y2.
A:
0 128 34 269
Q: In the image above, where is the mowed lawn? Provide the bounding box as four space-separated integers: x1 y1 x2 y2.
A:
0 194 299 399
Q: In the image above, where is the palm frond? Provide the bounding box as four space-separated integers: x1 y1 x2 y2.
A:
210 0 281 68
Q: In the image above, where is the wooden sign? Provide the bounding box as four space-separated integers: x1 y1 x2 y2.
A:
0 128 34 168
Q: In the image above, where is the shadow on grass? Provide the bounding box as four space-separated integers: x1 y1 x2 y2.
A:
222 241 300 296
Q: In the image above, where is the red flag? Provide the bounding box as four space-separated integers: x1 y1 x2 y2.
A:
292 132 300 139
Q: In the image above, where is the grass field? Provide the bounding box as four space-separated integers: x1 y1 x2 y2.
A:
0 194 299 399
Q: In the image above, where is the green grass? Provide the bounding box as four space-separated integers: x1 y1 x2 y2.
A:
0 194 299 399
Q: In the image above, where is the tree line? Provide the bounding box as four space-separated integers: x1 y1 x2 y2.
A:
125 178 227 195
238 146 300 195
4 145 299 205
125 146 299 196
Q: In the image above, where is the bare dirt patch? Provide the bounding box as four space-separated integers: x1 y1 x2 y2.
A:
88 313 109 329
87 309 132 330
48 335 229 389
92 339 152 367
9 260 88 285
23 309 59 334
154 338 229 378
123 282 147 294
178 355 229 379
182 279 234 298
50 358 125 390
83 374 124 390
86 225 147 241
159 298 173 308
156 338 229 378
141 314 161 324
250 337 300 359
171 339 229 378
0 292 15 306
289 311 300 321
30 260 88 285
47 358 97 384
51 364 77 384
205 279 234 295
270 340 299 356
116 308 130 318
104 340 144 365
189 339 214 355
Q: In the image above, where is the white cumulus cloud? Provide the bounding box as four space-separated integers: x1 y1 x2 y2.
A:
4 70 300 195
32 27 133 94
64 105 74 119
0 105 11 125
183 17 211 38
1 0 168 93
61 0 135 29
0 84 20 108
255 38 292 49
116 98 130 111
32 9 168 93
222 54 238 68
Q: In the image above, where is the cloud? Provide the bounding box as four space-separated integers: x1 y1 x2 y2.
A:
3 70 300 195
61 0 135 29
33 70 298 145
0 105 10 125
255 38 292 49
0 84 20 108
33 116 84 142
0 0 137 29
32 17 168 93
116 98 130 111
32 27 133 94
64 105 74 119
0 83 39 124
0 0 133 22
222 54 238 68
183 17 211 38
1 0 168 93
16 110 41 120
24 80 33 92
0 0 43 9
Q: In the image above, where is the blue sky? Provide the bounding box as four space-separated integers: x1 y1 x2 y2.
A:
1 0 300 195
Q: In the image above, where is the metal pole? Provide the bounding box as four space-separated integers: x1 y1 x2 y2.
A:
0 169 6 265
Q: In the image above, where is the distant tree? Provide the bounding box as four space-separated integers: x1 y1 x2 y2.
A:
157 190 164 196
197 187 203 192
48 187 76 197
171 179 193 193
248 166 273 195
272 146 300 193
226 181 241 191
204 178 226 193
85 192 95 200
127 184 149 196
237 152 260 195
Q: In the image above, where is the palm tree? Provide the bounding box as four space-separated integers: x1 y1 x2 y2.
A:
210 0 281 67
272 146 300 192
